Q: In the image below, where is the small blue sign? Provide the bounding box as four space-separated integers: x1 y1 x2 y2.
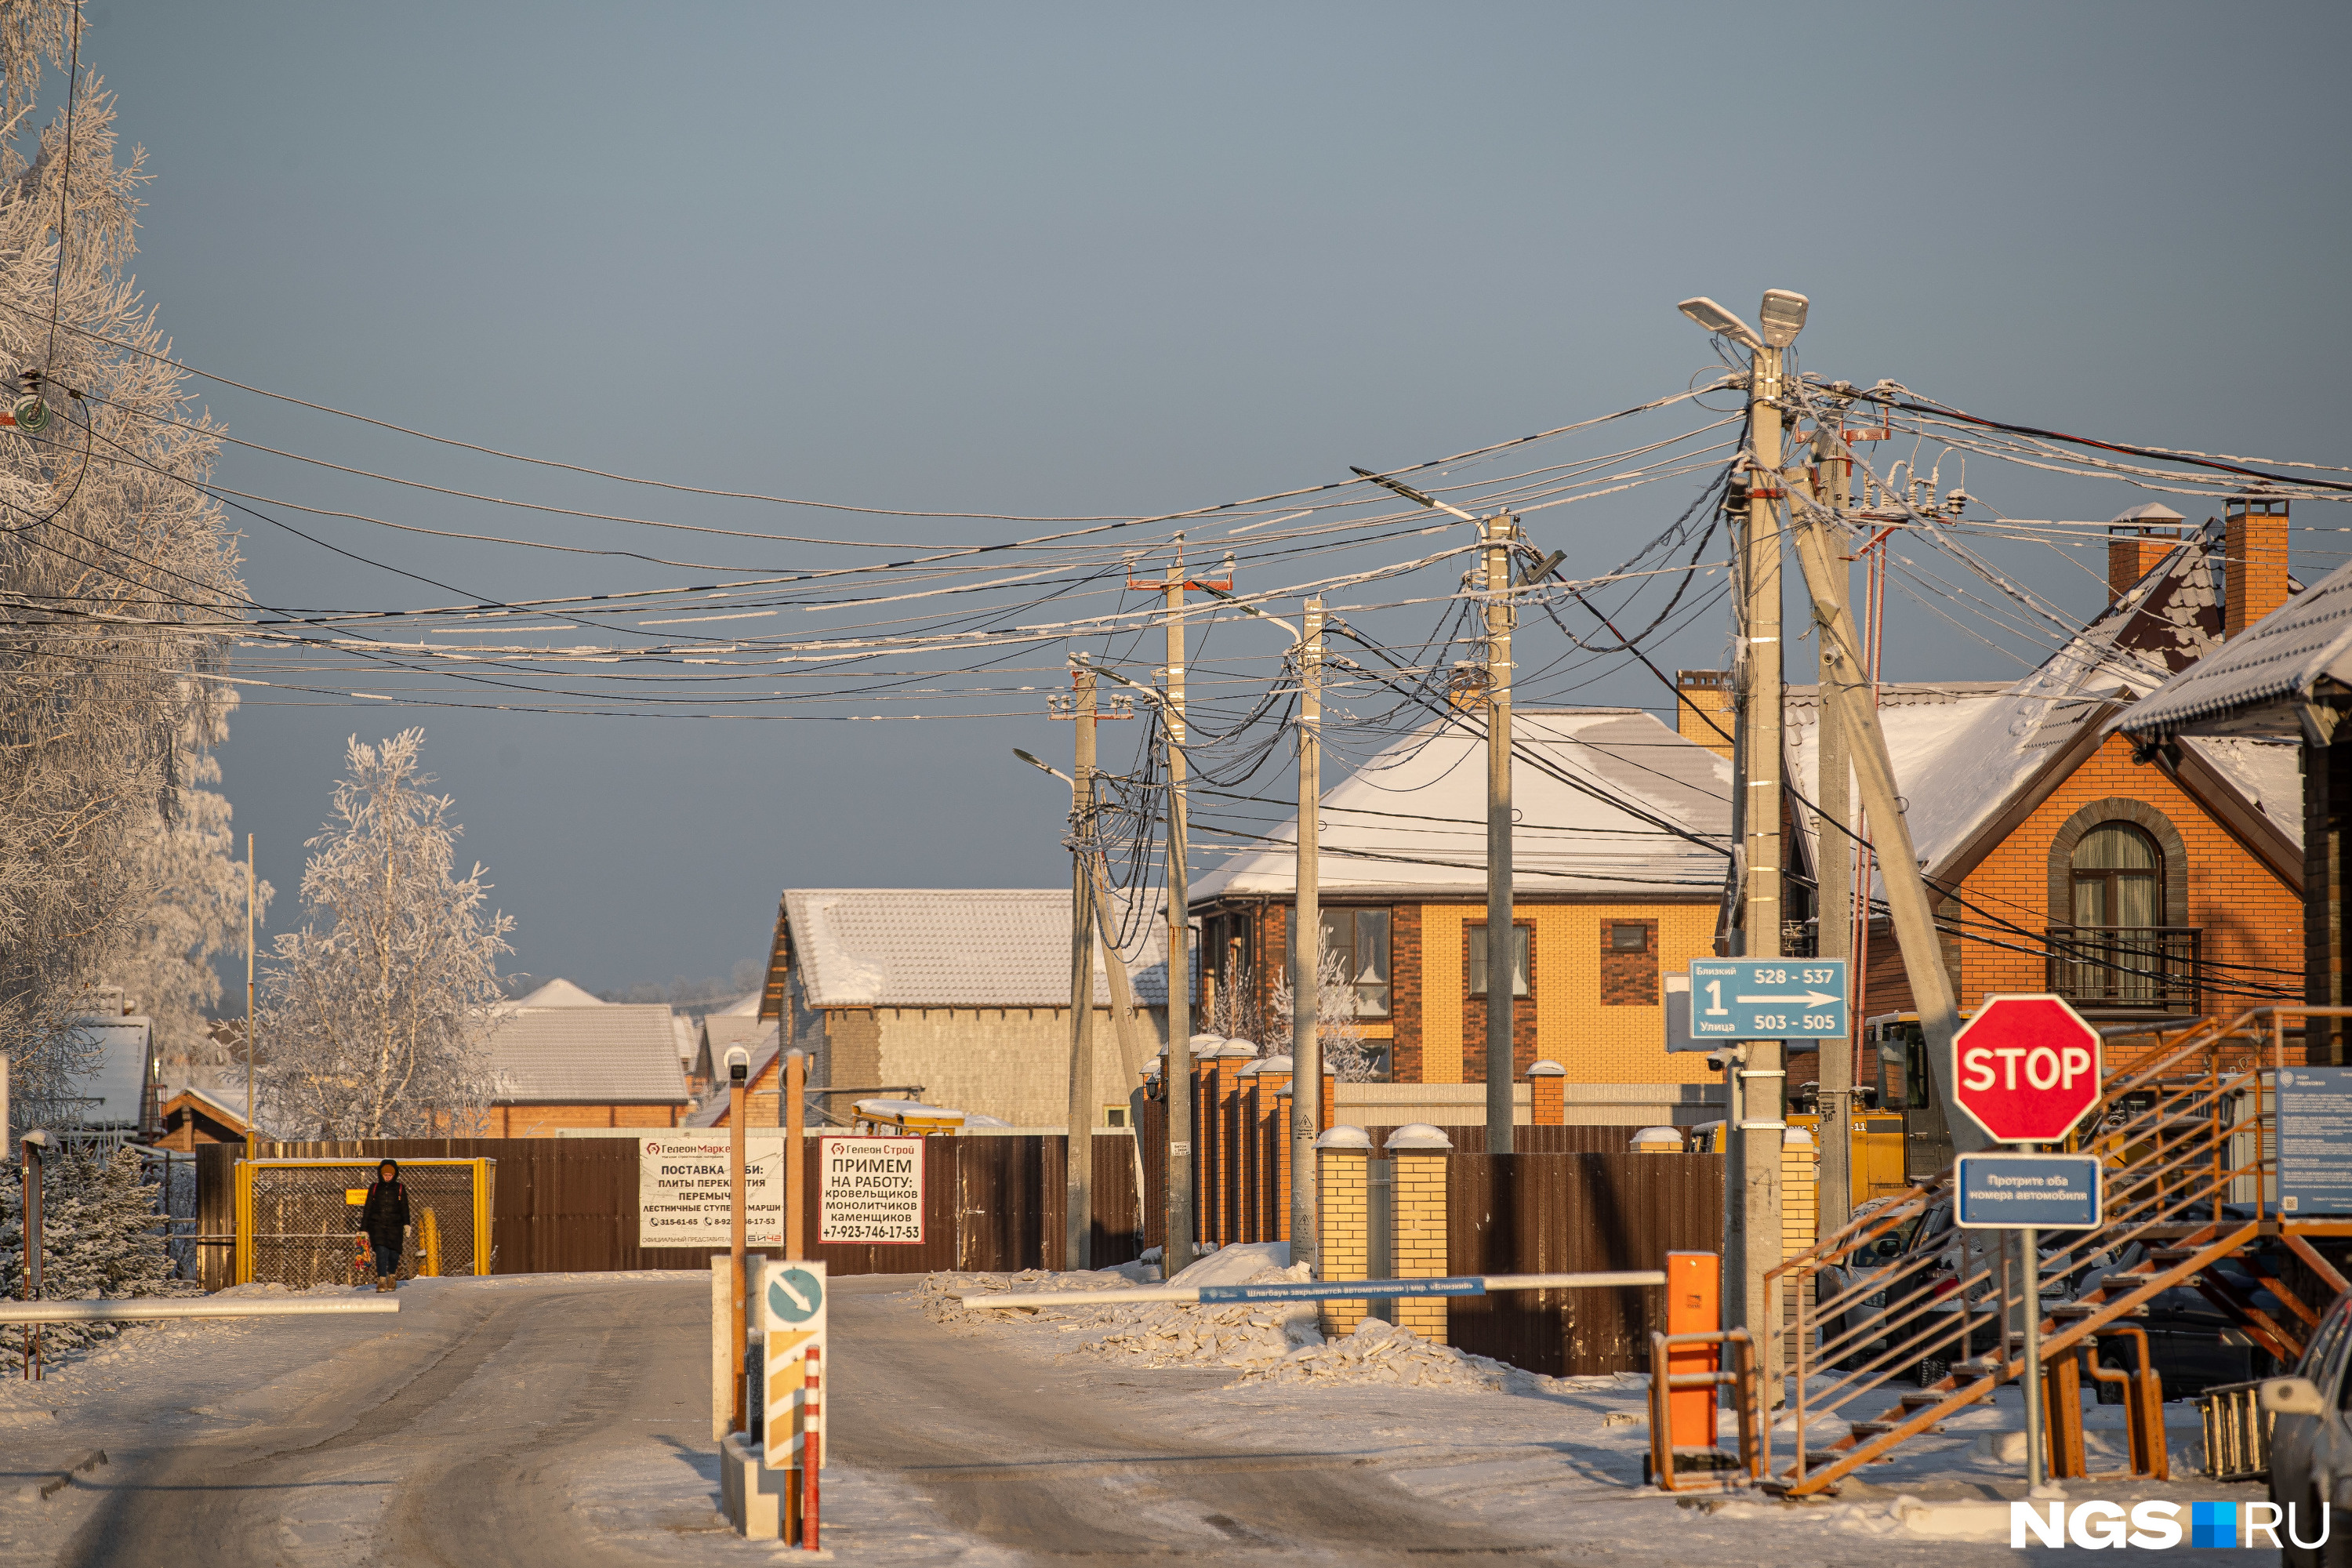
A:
2280 1067 2352 1216
1686 959 1848 1039
1955 1152 2102 1230
768 1267 825 1323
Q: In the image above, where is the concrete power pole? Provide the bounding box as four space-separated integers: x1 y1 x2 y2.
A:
1485 516 1519 1156
1290 597 1323 1267
1065 661 1098 1272
1812 421 1855 1239
1730 340 1787 1367
1162 547 1197 1275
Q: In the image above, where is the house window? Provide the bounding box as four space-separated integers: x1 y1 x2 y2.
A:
1283 906 1392 1017
1602 917 1661 1005
2071 822 2161 928
1468 923 1532 998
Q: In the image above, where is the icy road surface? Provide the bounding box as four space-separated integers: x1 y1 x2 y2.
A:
0 1270 2284 1564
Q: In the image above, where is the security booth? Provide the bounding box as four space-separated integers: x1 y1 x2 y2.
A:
234 1157 493 1286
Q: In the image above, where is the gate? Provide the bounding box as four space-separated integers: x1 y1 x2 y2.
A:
234 1158 493 1286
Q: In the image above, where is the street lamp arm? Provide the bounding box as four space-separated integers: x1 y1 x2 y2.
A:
1011 748 1076 791
1195 582 1299 644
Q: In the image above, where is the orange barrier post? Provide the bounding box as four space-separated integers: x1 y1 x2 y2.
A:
1665 1250 1719 1450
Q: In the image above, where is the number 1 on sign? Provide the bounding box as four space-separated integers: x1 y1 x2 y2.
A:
1704 980 1725 1017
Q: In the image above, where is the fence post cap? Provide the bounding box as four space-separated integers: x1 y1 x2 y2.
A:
1782 1126 1816 1148
1189 1033 1226 1050
1255 1053 1294 1075
1237 1058 1267 1076
1526 1060 1567 1077
1316 1125 1373 1152
1385 1123 1454 1152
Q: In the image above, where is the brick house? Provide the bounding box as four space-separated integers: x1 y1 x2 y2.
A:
1186 707 1733 1127
698 887 1174 1130
472 982 693 1134
1782 496 2305 1087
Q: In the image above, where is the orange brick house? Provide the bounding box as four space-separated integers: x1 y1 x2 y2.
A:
1786 496 2304 1089
1187 707 1733 1127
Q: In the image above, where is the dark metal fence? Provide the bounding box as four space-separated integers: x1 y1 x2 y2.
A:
1445 1151 1724 1377
197 1132 1141 1290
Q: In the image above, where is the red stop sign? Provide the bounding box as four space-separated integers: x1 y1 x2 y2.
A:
1951 994 2103 1144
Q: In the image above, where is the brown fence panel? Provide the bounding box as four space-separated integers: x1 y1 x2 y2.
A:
1363 1125 1676 1156
1138 1095 1167 1255
1446 1152 1723 1376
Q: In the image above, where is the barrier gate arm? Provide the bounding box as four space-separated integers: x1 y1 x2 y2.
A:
960 1271 1668 1311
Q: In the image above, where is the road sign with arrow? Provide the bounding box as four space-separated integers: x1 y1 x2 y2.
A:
760 1258 827 1471
1686 958 1849 1039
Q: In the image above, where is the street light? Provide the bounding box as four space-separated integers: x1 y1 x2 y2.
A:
1757 289 1809 349
1676 296 1762 350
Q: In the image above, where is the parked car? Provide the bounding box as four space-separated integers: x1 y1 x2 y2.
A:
2258 1294 2352 1568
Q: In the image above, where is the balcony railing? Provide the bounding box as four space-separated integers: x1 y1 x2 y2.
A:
2043 925 2201 1012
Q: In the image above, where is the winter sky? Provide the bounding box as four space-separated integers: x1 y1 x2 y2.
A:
79 2 2352 996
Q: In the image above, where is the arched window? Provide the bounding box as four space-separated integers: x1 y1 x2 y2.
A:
2071 822 2162 929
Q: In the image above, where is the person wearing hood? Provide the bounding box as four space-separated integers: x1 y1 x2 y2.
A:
358 1159 411 1291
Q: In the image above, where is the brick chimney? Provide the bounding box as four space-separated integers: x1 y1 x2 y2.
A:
2106 503 2183 605
2224 491 2291 638
1676 670 1733 759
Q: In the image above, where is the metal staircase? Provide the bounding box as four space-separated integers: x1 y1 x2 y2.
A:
1762 1006 2352 1497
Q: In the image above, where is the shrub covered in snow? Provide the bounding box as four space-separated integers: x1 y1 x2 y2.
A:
0 1144 192 1348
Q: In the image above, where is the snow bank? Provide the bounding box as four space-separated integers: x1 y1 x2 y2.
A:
1239 1316 1517 1392
919 1261 1584 1395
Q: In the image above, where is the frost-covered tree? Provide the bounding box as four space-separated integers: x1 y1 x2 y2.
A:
95 688 273 1075
0 1142 187 1348
0 2 245 1135
1269 942 1384 1082
263 731 514 1138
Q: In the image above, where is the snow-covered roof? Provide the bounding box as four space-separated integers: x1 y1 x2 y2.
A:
782 888 1172 1009
159 1081 251 1133
63 1015 152 1129
1188 708 1730 902
711 989 762 1017
1791 533 2300 890
2122 552 2352 743
508 977 606 1008
488 1004 691 1104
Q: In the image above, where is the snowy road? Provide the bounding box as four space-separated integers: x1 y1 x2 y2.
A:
0 1269 2288 1566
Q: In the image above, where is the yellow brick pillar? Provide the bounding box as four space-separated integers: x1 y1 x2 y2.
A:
1780 1125 1818 1355
1386 1123 1454 1345
1316 1126 1372 1338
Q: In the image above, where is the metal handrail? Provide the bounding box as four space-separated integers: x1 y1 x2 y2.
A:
1771 1006 2352 1494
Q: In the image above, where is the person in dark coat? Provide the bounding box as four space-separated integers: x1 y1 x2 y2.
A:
358 1159 410 1291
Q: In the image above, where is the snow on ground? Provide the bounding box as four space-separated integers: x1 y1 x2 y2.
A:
917 1266 2276 1565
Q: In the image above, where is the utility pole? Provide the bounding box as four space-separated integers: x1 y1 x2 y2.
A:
1065 660 1098 1272
1812 420 1854 1238
1131 542 1231 1276
1343 465 1522 1159
245 833 257 1160
1290 597 1323 1265
1737 341 1788 1372
1483 517 1519 1156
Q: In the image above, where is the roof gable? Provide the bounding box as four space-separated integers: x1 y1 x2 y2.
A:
488 1004 690 1103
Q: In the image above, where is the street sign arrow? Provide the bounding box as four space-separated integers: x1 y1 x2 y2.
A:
1733 990 1842 1007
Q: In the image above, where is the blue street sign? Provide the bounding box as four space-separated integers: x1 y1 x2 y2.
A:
2279 1067 2352 1216
1686 959 1848 1039
1955 1152 2103 1229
